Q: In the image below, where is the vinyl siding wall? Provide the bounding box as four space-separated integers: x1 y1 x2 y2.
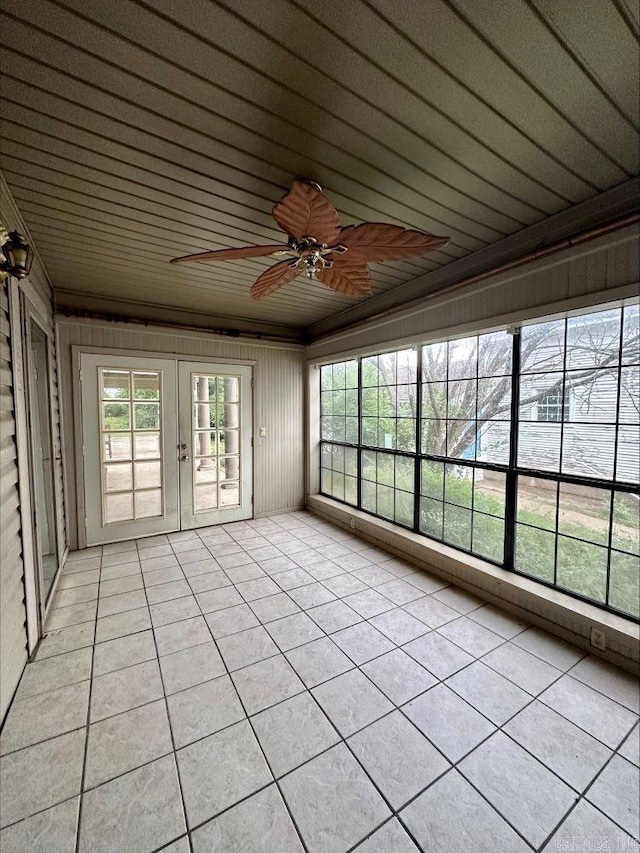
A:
0 269 66 722
0 278 27 721
1 179 66 723
26 261 68 576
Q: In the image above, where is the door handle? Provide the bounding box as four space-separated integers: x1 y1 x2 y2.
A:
180 454 190 462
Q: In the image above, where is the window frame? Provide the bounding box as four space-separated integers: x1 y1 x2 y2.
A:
318 303 639 622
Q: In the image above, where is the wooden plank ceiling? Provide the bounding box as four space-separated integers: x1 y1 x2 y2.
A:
1 0 638 339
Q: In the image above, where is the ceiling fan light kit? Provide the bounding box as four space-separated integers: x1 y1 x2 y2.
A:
170 179 449 300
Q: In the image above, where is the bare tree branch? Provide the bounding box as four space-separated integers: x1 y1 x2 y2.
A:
359 318 638 461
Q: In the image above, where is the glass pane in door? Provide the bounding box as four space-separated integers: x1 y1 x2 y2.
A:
100 368 164 524
191 373 242 514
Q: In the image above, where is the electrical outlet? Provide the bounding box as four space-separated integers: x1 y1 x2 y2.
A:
591 627 607 651
349 517 356 530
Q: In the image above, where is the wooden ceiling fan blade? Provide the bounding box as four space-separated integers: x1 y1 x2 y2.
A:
316 261 372 297
170 244 290 264
272 179 341 245
250 259 301 300
337 223 449 262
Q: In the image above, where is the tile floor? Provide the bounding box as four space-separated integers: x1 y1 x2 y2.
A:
1 511 639 852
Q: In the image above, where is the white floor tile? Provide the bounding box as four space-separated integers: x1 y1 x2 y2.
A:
167 676 245 748
401 769 530 853
177 720 272 828
78 755 185 853
460 732 577 848
280 744 390 853
84 700 173 788
348 711 449 808
540 675 638 749
252 692 339 777
585 755 640 839
0 731 85 828
542 799 638 853
504 700 612 792
312 669 393 737
191 785 304 853
362 649 437 706
0 797 78 853
23 524 637 853
404 683 495 762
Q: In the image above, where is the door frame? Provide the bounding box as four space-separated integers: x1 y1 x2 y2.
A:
73 346 256 547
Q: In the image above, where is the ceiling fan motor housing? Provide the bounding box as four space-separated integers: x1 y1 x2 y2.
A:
290 237 344 278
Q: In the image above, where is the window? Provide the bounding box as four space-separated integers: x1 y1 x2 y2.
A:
320 360 359 506
536 387 569 422
360 348 417 528
515 305 638 613
362 450 415 527
320 359 358 444
317 303 640 620
190 373 241 512
362 349 417 452
101 368 163 523
420 329 511 561
321 443 358 506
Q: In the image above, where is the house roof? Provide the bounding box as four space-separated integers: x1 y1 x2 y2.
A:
1 0 638 341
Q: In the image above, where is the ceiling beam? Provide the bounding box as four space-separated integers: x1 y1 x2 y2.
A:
54 288 305 343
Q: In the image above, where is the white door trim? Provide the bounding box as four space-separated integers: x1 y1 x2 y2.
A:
71 344 257 367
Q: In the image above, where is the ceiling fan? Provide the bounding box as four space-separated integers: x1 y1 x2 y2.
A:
170 179 449 300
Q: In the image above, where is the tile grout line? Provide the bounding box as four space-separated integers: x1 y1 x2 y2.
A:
72 543 103 853
8 624 636 754
6 515 637 850
180 528 549 850
309 604 628 852
181 534 313 853
6 571 636 760
331 633 540 850
218 523 640 850
535 743 640 851
140 538 196 853
6 619 574 802
2 652 634 844
393 616 636 848
390 619 638 820
230 567 540 851
562 653 638 709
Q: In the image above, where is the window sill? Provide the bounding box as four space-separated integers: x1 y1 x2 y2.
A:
307 494 640 674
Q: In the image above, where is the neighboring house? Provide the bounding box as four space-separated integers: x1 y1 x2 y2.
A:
479 312 638 485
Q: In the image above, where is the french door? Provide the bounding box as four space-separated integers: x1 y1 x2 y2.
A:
178 362 253 528
81 354 253 545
